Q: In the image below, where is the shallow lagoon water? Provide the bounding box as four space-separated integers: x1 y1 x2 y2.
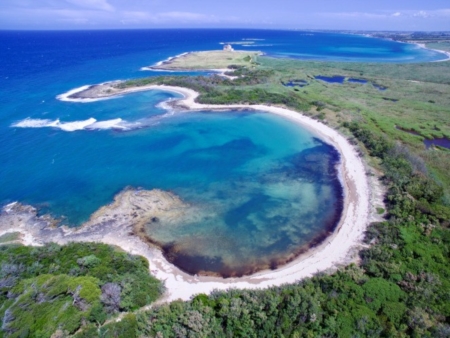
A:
6 98 343 276
0 29 442 275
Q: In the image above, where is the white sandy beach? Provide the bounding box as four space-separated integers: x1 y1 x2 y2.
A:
1 84 382 303
413 42 450 62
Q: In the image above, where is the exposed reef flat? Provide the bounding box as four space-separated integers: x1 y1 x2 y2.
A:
1 84 384 302
0 188 197 248
84 188 197 230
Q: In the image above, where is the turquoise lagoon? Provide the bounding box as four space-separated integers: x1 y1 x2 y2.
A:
7 93 343 276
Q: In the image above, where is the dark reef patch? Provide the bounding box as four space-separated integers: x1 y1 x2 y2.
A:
179 137 266 165
283 138 342 184
137 137 345 278
144 134 187 151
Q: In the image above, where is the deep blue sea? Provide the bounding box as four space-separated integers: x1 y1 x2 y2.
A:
0 29 444 275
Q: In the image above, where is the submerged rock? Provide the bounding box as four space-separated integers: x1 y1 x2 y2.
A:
84 188 192 229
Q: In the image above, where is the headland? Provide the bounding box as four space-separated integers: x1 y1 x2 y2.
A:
141 50 262 73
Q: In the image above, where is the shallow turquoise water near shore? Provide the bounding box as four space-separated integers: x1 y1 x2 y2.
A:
0 29 441 275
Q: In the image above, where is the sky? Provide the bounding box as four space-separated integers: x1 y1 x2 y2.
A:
1 0 449 31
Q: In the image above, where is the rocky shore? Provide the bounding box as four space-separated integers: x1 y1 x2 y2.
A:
0 188 195 251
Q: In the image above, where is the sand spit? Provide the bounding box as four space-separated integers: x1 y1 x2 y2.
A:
2 84 380 302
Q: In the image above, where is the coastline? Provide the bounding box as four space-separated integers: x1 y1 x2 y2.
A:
413 42 450 62
140 50 260 79
351 32 450 62
1 84 379 302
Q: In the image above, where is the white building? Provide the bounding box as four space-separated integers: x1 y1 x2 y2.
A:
223 44 234 51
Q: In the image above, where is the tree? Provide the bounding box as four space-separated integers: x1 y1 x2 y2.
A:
101 283 121 313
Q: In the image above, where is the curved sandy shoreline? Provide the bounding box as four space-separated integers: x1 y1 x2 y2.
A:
1 84 381 302
413 42 450 63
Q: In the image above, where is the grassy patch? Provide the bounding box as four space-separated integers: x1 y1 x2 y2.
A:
426 42 450 52
0 232 20 244
0 242 163 336
376 207 385 215
151 50 261 70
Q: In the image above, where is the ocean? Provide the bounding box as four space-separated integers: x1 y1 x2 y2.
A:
0 29 444 275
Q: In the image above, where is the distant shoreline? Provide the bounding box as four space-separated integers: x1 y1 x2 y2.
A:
361 33 450 62
412 42 450 62
0 82 382 302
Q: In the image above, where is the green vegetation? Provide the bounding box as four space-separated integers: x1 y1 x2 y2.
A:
150 50 260 70
426 42 450 52
376 207 385 215
0 242 163 337
0 233 20 245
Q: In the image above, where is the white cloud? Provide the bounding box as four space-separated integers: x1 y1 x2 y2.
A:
413 11 430 18
398 9 450 19
319 8 450 21
65 0 114 12
157 11 218 22
120 10 234 25
0 7 113 28
319 11 390 20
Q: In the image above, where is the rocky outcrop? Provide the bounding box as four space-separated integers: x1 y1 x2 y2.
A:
0 188 195 248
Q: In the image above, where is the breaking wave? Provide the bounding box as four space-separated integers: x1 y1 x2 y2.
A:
11 117 137 132
11 107 180 132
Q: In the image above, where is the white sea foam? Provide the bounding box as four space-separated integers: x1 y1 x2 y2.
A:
241 44 274 47
88 118 143 131
156 99 174 111
12 118 58 128
12 118 98 131
58 118 97 131
11 114 158 132
56 83 119 103
141 52 190 71
10 117 143 132
56 85 91 101
86 118 124 130
140 67 186 73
